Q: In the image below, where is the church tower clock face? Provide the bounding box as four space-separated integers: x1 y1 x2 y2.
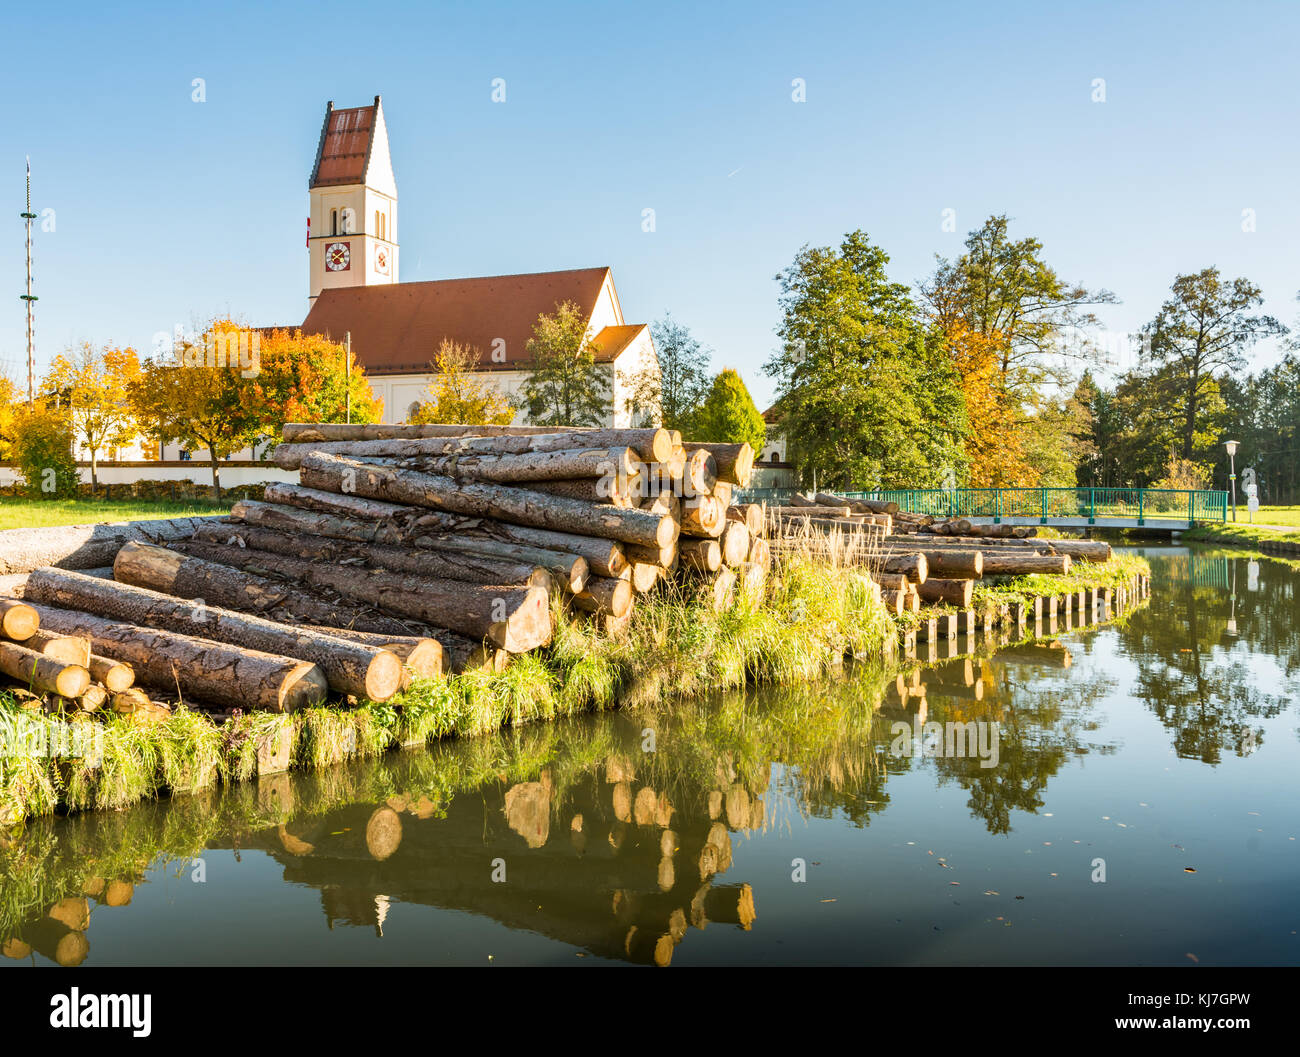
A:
325 241 351 271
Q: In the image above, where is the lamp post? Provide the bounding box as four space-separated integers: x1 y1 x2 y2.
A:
1225 440 1239 522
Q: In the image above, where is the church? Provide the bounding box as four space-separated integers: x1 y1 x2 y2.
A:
299 97 659 426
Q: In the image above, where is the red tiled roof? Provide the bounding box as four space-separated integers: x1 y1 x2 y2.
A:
592 323 647 361
300 267 622 375
310 100 377 188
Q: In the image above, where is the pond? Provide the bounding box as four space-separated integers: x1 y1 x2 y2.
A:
2 546 1296 966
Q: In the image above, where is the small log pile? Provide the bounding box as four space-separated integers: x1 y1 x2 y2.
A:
0 424 767 717
764 491 1112 615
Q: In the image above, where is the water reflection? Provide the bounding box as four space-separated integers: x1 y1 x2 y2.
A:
2 548 1297 966
1122 550 1297 763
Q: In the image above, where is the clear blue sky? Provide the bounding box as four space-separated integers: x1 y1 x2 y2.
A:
4 0 1297 409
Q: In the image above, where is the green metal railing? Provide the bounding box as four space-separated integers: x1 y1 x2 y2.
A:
735 487 1228 524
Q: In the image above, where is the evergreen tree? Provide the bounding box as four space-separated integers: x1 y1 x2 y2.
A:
694 369 766 451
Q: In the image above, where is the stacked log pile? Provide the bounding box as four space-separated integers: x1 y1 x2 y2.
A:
763 491 1111 615
0 424 767 717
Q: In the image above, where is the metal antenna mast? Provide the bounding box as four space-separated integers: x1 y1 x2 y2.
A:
19 157 38 406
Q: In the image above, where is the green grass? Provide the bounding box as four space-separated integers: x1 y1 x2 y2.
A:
972 551 1149 610
0 498 228 530
1249 505 1300 527
1184 522 1300 547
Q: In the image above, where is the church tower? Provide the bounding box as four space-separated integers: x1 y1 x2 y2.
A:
308 96 398 302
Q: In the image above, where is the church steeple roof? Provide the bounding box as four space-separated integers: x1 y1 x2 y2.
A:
309 97 384 189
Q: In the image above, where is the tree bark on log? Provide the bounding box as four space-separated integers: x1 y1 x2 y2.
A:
624 541 677 567
916 578 975 607
233 499 411 545
679 538 721 573
24 629 91 667
434 630 509 674
337 445 643 484
112 540 421 636
262 483 418 524
282 423 670 462
163 539 554 652
727 504 764 537
446 521 627 578
275 429 671 465
192 521 551 591
886 548 983 578
979 553 1071 576
298 626 444 681
572 576 634 618
408 534 588 592
299 452 676 548
880 553 928 583
88 654 134 692
0 640 88 698
682 449 718 495
683 443 753 487
680 494 725 538
24 567 405 702
520 474 641 507
26 604 328 712
233 501 589 590
0 516 223 576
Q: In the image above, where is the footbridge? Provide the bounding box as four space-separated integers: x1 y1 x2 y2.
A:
737 487 1228 531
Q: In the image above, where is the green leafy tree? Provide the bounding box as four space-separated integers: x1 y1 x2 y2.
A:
11 401 79 498
693 369 766 451
520 301 611 428
624 314 712 431
1139 268 1287 459
765 230 968 489
409 340 514 426
921 214 1118 398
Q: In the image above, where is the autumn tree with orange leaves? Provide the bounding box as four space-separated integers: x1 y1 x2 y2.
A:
941 322 1035 486
249 328 383 438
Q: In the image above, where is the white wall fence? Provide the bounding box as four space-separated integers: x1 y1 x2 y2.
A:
0 462 297 489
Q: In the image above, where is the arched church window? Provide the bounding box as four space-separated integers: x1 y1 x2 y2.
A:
330 209 338 236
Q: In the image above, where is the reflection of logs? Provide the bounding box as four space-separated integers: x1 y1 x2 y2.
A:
725 784 751 829
633 786 658 826
997 640 1073 668
365 808 404 861
706 883 757 930
504 780 552 848
707 790 722 819
18 916 89 966
612 782 632 822
47 896 90 931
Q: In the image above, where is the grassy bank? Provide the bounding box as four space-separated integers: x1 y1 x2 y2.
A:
0 552 1148 829
0 498 229 531
1184 522 1300 552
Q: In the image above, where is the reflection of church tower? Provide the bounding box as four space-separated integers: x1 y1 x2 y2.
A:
308 96 398 302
